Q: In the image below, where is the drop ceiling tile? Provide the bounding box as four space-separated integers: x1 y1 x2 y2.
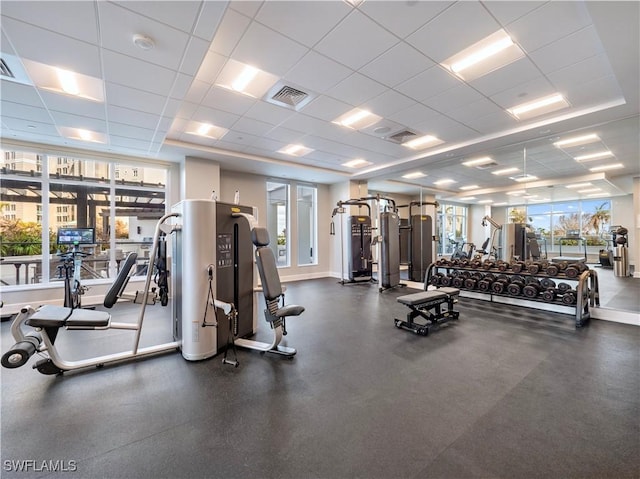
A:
0 81 45 108
1 1 98 44
181 37 211 77
2 17 103 77
470 57 541 97
195 50 227 82
193 1 228 41
171 73 195 101
209 8 252 57
284 51 351 94
507 1 593 53
443 98 505 125
264 126 306 143
489 77 556 110
231 117 274 137
108 121 157 141
326 72 387 106
109 135 153 151
482 1 546 26
527 26 606 74
462 110 516 134
567 75 624 107
232 21 308 76
300 95 352 122
314 10 399 71
102 50 177 96
229 1 263 19
184 79 211 104
49 112 107 132
360 1 453 39
362 89 414 118
1 117 60 137
415 115 478 142
395 65 460 102
201 87 256 115
98 2 191 71
192 105 240 128
406 1 501 62
110 0 203 34
237 136 282 152
359 42 434 88
388 103 440 129
255 0 351 48
0 101 53 125
244 101 296 125
106 82 167 115
107 105 163 130
39 91 106 120
548 54 616 93
423 83 485 114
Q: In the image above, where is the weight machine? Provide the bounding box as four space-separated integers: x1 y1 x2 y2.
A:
397 200 438 282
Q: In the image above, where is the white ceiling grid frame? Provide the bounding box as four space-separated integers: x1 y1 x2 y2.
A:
326 72 387 106
283 50 352 94
359 0 454 39
395 64 461 103
359 42 435 89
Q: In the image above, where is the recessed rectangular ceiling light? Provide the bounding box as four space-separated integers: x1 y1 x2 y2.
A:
459 184 479 190
333 108 382 130
478 200 493 204
529 197 550 202
589 163 624 172
342 158 372 168
566 182 593 189
462 156 493 167
507 93 569 120
58 126 107 143
573 151 614 162
215 59 279 98
23 59 104 102
553 133 600 148
492 167 519 176
434 178 456 186
402 171 426 179
185 121 228 140
402 134 444 150
493 202 508 206
577 188 602 193
511 174 538 182
458 196 476 201
440 29 524 81
277 144 314 157
587 193 606 197
506 190 525 196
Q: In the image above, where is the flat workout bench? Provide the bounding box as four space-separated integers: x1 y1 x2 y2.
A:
394 286 460 336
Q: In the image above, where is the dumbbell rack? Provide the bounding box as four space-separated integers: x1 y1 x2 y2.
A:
426 262 600 328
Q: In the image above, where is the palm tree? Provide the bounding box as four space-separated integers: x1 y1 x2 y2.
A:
585 202 611 236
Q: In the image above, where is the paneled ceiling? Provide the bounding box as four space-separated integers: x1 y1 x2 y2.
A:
1 1 638 205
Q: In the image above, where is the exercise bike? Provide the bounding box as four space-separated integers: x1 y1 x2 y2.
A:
56 243 90 309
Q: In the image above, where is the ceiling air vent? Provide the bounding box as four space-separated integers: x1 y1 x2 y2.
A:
474 161 498 170
386 129 417 144
0 58 15 78
264 82 316 111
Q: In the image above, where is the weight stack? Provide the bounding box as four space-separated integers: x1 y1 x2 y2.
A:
380 212 400 288
409 214 433 282
347 215 372 282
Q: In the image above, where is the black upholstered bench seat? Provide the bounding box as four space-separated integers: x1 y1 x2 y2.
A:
27 305 110 329
397 290 447 306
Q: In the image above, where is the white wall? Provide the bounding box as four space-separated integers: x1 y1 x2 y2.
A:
611 193 636 273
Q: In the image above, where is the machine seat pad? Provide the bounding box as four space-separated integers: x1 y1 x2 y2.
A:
397 291 447 306
27 305 110 328
551 256 586 264
438 287 460 297
275 304 305 318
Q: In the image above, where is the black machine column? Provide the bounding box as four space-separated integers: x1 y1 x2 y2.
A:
380 211 400 289
347 215 372 282
409 214 433 282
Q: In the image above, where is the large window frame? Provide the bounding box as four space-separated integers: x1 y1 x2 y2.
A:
1 149 168 288
437 203 468 256
296 184 317 266
266 181 290 268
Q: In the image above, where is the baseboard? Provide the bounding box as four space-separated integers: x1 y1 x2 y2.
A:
591 307 640 326
279 271 333 283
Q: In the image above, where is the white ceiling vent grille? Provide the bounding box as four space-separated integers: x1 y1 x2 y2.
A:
0 58 14 78
264 82 316 111
386 129 418 144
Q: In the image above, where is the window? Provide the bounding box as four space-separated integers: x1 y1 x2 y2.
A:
296 185 317 265
437 203 468 256
0 150 168 286
266 181 289 267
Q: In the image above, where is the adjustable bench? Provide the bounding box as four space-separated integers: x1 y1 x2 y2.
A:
394 286 460 336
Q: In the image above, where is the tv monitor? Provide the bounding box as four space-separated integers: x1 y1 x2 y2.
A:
57 227 95 245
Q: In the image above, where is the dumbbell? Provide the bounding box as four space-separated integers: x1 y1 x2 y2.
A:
561 290 577 305
565 262 589 279
527 261 549 275
440 275 453 287
523 281 543 299
511 261 527 273
541 283 572 302
496 260 510 272
477 273 496 292
452 275 465 288
540 278 556 289
507 275 526 296
469 258 483 269
545 260 569 276
435 258 449 267
491 275 510 294
482 260 496 270
430 273 444 286
464 272 485 290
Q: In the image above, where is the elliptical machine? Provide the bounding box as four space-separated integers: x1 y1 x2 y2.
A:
598 226 620 268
